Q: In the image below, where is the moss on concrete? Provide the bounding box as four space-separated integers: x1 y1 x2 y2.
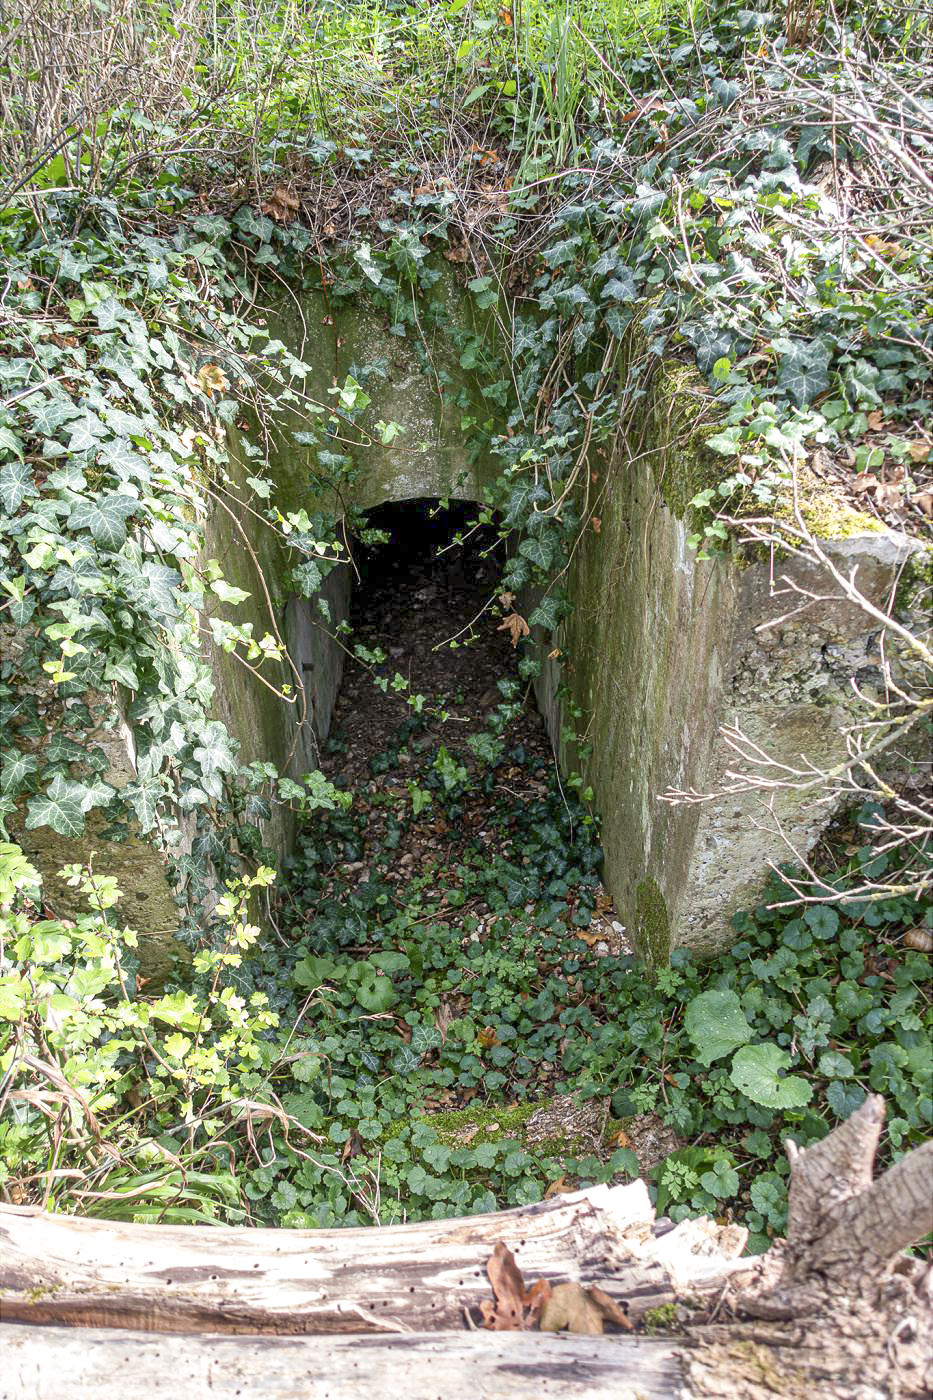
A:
650 362 722 519
785 479 885 540
634 877 672 967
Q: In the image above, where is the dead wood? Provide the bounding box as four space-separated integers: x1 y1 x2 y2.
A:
0 1323 685 1400
684 1096 933 1399
0 1099 929 1399
0 1179 746 1336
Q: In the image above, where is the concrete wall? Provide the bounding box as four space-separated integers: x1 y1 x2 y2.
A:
533 363 924 961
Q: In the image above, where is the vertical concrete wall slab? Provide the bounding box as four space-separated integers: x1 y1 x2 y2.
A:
536 362 923 961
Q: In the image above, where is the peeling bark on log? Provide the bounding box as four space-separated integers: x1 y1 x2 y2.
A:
0 1324 685 1400
0 1180 746 1336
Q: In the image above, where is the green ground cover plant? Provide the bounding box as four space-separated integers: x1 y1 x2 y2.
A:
0 0 929 1254
3 730 929 1251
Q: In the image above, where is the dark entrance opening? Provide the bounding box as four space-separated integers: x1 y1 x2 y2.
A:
321 497 550 789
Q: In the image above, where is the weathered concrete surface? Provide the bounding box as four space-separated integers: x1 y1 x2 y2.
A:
6 675 184 979
680 529 926 953
535 362 925 960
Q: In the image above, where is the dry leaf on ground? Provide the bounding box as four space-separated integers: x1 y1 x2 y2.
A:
539 1281 633 1335
261 186 300 223
479 1241 552 1330
197 363 229 395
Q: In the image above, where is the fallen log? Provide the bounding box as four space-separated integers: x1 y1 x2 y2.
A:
1 1097 930 1399
0 1325 684 1400
0 1179 747 1335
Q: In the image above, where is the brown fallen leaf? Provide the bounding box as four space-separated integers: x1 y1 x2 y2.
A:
589 1286 633 1330
866 410 885 431
913 490 933 519
906 440 930 463
544 1176 569 1199
874 481 902 509
261 186 300 223
479 1242 552 1331
444 243 470 263
498 612 530 648
540 1282 605 1335
539 1281 632 1334
852 473 879 493
903 927 933 952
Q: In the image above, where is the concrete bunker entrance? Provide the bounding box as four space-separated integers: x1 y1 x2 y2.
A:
285 496 556 790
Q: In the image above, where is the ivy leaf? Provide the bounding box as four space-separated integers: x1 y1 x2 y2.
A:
684 988 752 1066
69 493 137 550
27 396 80 436
601 269 637 302
729 1044 813 1109
540 236 581 268
211 580 251 605
353 242 383 286
125 780 162 832
502 482 532 527
518 535 554 571
528 595 562 632
776 340 831 407
0 750 38 796
65 410 108 453
97 438 148 479
0 461 35 512
25 787 85 838
193 722 238 778
134 563 181 617
78 779 115 812
0 423 25 462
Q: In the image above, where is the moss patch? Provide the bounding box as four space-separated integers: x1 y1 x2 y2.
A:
778 473 885 541
634 877 672 966
650 361 720 519
641 1302 679 1334
417 1098 622 1158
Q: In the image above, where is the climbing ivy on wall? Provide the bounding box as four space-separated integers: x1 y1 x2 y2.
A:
2 0 930 904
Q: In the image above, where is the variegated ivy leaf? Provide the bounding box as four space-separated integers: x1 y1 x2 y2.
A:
25 787 85 838
518 534 555 571
65 410 108 453
193 722 238 778
0 460 35 512
134 562 182 617
0 750 37 796
96 438 149 480
125 779 162 832
24 396 73 438
68 493 138 550
776 339 831 407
